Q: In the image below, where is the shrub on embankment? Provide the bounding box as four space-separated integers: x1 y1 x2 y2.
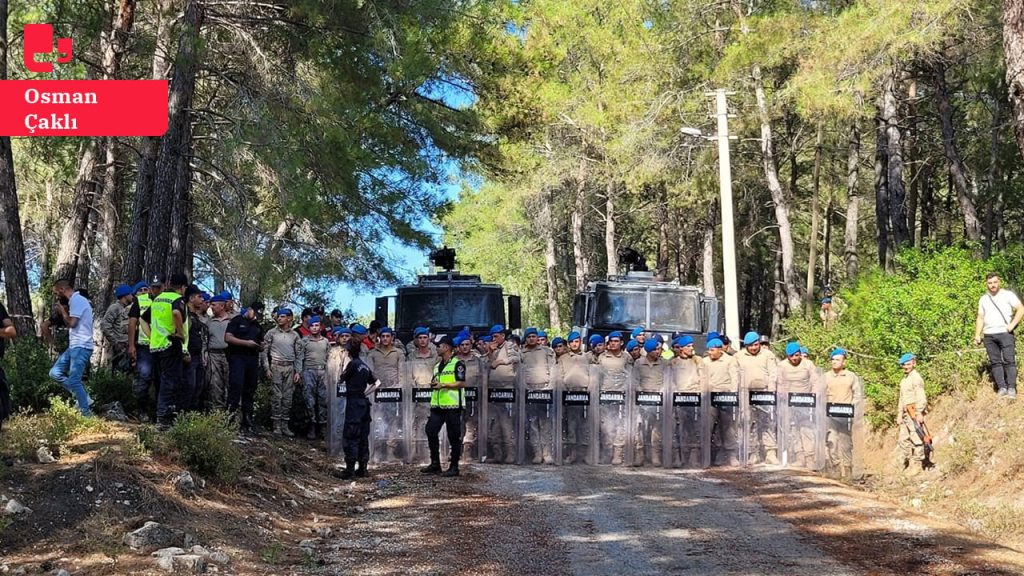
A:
783 245 1024 428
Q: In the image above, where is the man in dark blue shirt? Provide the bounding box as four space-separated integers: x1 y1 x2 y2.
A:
225 304 265 434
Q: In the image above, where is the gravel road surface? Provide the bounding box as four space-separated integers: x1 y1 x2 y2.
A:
480 464 857 576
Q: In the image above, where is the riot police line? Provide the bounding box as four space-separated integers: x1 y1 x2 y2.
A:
326 356 866 479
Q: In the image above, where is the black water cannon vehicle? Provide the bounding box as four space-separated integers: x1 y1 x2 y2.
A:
571 248 722 353
375 246 522 344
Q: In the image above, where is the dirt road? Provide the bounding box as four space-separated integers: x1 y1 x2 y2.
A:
322 463 1024 575
480 465 855 576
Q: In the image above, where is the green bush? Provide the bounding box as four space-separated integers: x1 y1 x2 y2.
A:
46 395 96 449
5 339 65 412
0 397 97 458
0 411 50 458
167 411 243 483
86 368 135 413
783 245 1023 427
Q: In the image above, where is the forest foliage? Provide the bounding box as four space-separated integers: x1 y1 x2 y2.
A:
3 0 1024 421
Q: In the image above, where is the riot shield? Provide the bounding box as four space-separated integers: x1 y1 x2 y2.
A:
742 383 780 467
593 360 630 465
522 349 557 465
629 359 668 467
460 355 485 464
559 355 593 465
484 360 519 464
406 354 438 465
667 356 707 469
706 360 742 467
328 374 347 459
369 360 409 464
824 375 865 481
777 363 825 470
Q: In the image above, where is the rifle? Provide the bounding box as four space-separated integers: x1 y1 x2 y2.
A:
906 405 933 459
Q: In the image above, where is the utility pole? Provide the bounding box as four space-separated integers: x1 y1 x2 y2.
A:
681 90 740 340
712 89 740 341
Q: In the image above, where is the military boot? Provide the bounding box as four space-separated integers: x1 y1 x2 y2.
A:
651 446 663 467
840 465 852 480
904 460 923 477
443 460 460 477
420 460 442 474
307 426 317 441
764 449 779 465
272 421 284 436
339 460 355 479
611 445 624 465
355 461 368 478
503 444 516 464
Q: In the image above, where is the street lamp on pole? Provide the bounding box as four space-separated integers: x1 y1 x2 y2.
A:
680 89 740 342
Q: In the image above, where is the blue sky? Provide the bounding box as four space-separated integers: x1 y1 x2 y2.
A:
330 78 476 318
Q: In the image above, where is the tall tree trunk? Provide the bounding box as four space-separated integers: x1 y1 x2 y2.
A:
0 0 36 337
986 90 1004 258
920 164 934 241
874 116 891 269
95 0 137 304
604 179 618 277
122 0 174 281
571 157 589 291
1003 0 1024 161
168 115 193 276
805 124 823 307
76 206 97 289
770 249 784 338
882 69 910 248
906 80 919 246
823 195 833 286
146 0 204 278
702 203 717 297
844 124 861 279
753 67 800 311
656 184 669 278
934 61 982 243
541 190 561 329
53 144 100 282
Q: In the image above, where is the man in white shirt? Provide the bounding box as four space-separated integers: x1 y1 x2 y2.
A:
974 273 1024 399
48 279 94 415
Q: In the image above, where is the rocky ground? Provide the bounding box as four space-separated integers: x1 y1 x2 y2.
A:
4 423 1024 575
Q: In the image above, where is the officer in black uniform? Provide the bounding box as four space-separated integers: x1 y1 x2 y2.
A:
339 325 378 479
225 303 265 434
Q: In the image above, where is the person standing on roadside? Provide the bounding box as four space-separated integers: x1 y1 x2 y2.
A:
48 279 95 416
420 336 465 477
299 316 331 440
101 284 134 372
145 274 189 428
205 293 232 410
973 273 1024 399
182 285 209 413
262 308 302 436
897 353 928 477
339 332 378 479
226 304 266 434
128 279 158 420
